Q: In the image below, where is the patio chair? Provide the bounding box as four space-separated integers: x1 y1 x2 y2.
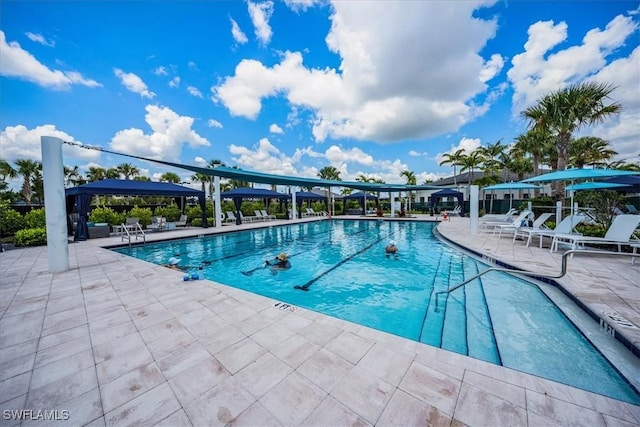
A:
174 214 187 227
511 212 553 243
480 210 533 232
551 214 640 253
239 212 258 223
514 214 586 248
444 205 462 217
147 216 166 232
260 210 276 220
480 208 518 222
494 212 554 239
253 210 266 221
225 211 237 223
626 204 639 214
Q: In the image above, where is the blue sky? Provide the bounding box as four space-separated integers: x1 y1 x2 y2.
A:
1 0 639 190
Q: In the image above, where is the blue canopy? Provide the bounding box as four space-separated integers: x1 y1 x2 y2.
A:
65 179 206 241
220 187 290 224
521 169 637 183
295 191 326 201
601 175 640 193
429 189 465 215
483 183 541 191
342 192 377 215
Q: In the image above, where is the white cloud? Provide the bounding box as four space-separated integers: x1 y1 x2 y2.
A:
269 123 284 134
153 66 168 76
187 86 203 97
283 0 323 13
230 17 248 44
25 32 55 47
508 13 638 114
0 31 100 89
0 124 100 164
213 2 500 144
435 137 482 164
114 68 155 98
208 119 223 128
409 150 429 157
169 76 180 88
247 1 274 46
110 105 210 160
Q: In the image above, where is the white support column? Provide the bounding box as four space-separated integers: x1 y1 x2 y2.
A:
390 192 396 217
41 136 69 273
291 187 297 219
556 201 562 224
214 176 221 229
470 185 479 235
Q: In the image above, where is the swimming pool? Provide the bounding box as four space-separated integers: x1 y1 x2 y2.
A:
114 219 640 404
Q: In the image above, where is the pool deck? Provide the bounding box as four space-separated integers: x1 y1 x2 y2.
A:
1 215 639 426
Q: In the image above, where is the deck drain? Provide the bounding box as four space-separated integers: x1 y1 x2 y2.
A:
603 312 637 329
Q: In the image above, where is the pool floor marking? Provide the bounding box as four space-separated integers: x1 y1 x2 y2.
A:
274 302 297 312
293 233 393 291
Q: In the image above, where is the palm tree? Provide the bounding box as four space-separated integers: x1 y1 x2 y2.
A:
191 173 209 194
318 166 341 181
0 160 17 182
14 159 41 205
160 172 181 183
86 166 106 182
479 140 506 181
439 149 465 186
458 151 483 186
400 170 416 213
64 165 84 187
115 163 140 180
105 168 120 179
522 81 622 202
569 136 617 169
514 128 554 177
607 160 640 172
206 159 226 207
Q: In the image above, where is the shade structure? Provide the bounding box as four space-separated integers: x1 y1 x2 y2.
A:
600 175 640 193
482 183 541 191
566 182 630 191
342 192 377 215
220 187 290 224
521 169 638 183
429 189 464 215
65 179 206 241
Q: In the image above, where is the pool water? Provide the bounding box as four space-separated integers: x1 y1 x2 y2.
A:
114 219 640 404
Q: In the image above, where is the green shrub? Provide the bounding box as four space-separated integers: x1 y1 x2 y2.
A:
191 217 213 227
89 206 119 225
24 208 46 229
127 206 153 227
154 205 181 222
0 204 25 236
15 227 47 247
186 205 202 222
575 223 606 238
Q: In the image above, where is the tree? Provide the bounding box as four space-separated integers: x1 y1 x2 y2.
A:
191 173 209 194
439 149 465 186
14 159 41 205
318 166 341 181
0 160 17 183
206 159 226 207
160 172 181 183
458 151 483 186
479 140 506 180
569 136 617 169
115 163 140 180
400 170 416 212
514 128 553 177
64 165 85 188
86 166 106 182
522 81 622 202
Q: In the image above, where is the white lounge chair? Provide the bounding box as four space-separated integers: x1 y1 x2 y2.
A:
551 214 640 253
261 210 276 220
514 214 586 248
225 211 237 223
175 214 187 227
511 212 553 243
444 205 462 217
495 212 554 239
481 210 532 232
239 212 258 223
480 208 518 222
147 216 166 232
254 210 266 221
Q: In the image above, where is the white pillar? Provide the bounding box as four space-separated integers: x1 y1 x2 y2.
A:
470 185 479 235
41 136 69 272
556 201 562 224
291 187 297 219
214 176 221 229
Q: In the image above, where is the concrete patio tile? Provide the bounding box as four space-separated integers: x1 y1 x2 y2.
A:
226 402 281 427
259 371 327 426
41 306 87 336
249 321 296 350
96 345 154 385
145 327 197 360
156 341 210 379
295 319 343 347
104 382 180 427
26 366 97 409
129 305 174 331
0 352 36 382
183 376 256 426
304 395 371 427
587 394 640 425
0 394 28 427
201 324 246 354
0 339 38 363
324 330 375 365
89 320 138 347
84 417 105 427
526 389 607 427
214 337 267 374
93 331 146 364
37 324 89 351
100 362 165 412
270 333 319 369
462 370 527 409
34 336 92 369
3 297 48 317
602 414 640 427
0 311 44 347
235 352 293 398
298 347 353 393
527 411 566 427
31 348 94 389
399 360 461 415
154 409 193 427
454 383 527 427
378 388 454 427
139 317 189 344
44 293 84 315
0 371 30 404
358 342 414 386
330 365 395 425
168 356 229 405
233 311 274 336
22 387 102 427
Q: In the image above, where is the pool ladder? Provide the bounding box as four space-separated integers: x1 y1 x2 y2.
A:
122 223 146 246
434 249 638 312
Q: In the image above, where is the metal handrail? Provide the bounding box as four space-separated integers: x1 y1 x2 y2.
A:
434 249 638 312
122 222 146 246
